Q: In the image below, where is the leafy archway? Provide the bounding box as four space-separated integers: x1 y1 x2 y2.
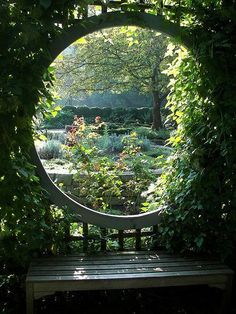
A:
0 1 235 267
49 11 191 60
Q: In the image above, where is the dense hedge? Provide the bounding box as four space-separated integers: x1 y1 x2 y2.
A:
43 106 153 128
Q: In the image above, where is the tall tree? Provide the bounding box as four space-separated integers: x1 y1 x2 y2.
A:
55 26 171 129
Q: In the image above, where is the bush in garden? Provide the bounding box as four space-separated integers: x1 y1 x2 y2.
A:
113 108 127 119
145 146 172 158
46 131 66 143
134 126 170 140
134 126 159 139
156 129 171 140
109 134 124 153
93 133 151 154
139 137 151 152
93 133 111 153
109 127 132 135
95 133 124 154
121 132 151 153
38 140 62 159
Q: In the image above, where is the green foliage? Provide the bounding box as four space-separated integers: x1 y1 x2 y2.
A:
89 130 154 156
0 0 235 281
42 106 153 128
0 1 87 269
151 2 236 260
134 126 171 141
55 26 171 129
145 146 172 159
43 108 75 128
38 140 62 159
46 130 66 143
95 133 124 154
0 154 72 267
65 129 156 215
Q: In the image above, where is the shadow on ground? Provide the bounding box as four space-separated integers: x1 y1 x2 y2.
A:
1 280 236 313
35 286 233 314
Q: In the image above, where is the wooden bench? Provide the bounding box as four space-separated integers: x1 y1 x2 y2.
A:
30 148 234 313
26 251 233 314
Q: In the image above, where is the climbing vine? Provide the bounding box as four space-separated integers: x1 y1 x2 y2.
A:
0 1 91 267
155 1 236 260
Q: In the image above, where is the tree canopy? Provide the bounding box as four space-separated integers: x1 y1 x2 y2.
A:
55 26 172 129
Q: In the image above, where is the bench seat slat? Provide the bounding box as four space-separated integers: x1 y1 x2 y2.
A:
27 268 232 282
28 261 224 273
29 260 222 272
28 265 229 277
30 257 219 267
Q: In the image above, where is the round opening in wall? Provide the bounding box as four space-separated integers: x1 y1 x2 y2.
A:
33 11 190 229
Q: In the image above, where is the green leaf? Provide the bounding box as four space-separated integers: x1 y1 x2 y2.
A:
48 66 54 73
194 236 204 249
39 134 47 141
141 206 149 213
76 37 87 44
17 168 29 178
54 105 61 111
51 111 58 117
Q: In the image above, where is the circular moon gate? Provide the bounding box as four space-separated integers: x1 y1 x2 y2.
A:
33 11 191 229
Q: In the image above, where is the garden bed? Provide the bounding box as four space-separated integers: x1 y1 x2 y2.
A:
36 123 172 215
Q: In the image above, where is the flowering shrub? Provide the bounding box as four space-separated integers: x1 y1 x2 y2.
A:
66 116 86 146
64 124 157 214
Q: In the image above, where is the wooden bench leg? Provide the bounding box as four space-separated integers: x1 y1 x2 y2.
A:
26 283 34 314
219 276 233 314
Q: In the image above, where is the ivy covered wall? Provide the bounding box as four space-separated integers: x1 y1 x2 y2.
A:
0 0 235 268
157 1 236 260
0 1 89 266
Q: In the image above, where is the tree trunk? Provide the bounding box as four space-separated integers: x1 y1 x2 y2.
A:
151 90 162 130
